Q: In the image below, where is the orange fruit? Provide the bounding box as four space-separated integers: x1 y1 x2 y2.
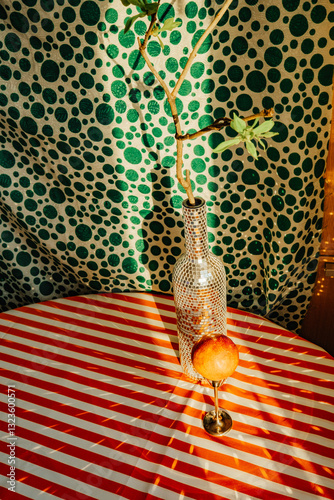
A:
192 334 239 381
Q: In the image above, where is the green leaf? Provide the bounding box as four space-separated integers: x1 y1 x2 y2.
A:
124 12 144 33
157 35 164 50
160 17 181 32
212 137 241 153
151 17 181 39
260 131 279 138
122 0 158 17
250 117 259 129
245 140 258 159
124 16 134 33
122 0 142 7
145 2 159 15
253 119 275 135
231 113 247 134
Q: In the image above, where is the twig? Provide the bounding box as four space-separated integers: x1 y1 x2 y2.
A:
176 117 231 141
138 37 172 102
176 108 274 141
141 0 161 50
243 107 274 122
172 0 234 98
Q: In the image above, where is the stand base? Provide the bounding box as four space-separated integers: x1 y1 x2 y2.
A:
203 409 232 436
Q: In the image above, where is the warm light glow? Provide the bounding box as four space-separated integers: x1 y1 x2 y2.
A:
260 467 269 479
92 439 105 446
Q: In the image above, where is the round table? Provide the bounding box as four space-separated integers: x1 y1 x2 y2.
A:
0 292 334 499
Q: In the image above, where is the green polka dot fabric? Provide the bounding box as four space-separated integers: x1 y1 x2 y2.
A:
0 0 333 333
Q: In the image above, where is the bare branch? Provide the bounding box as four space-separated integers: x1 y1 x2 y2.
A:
141 0 161 50
176 117 231 141
172 0 234 98
243 107 275 122
138 37 172 101
176 108 275 141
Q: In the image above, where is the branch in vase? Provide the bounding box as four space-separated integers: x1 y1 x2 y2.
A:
136 0 273 205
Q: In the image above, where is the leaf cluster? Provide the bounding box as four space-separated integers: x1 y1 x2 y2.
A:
151 18 181 49
121 0 159 33
213 114 278 160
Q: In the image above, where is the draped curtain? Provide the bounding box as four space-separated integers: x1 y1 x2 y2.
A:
0 0 333 333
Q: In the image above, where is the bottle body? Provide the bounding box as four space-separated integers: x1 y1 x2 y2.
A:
172 197 227 381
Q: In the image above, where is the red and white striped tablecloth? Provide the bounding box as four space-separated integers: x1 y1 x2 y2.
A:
0 292 334 500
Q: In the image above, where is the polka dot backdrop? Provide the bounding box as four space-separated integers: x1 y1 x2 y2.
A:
0 0 333 333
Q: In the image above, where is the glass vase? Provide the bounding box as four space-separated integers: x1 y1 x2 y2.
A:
172 197 227 381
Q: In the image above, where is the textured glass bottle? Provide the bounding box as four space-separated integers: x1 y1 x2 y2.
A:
172 197 227 381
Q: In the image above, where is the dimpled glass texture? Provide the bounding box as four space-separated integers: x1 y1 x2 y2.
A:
0 0 333 334
173 197 227 381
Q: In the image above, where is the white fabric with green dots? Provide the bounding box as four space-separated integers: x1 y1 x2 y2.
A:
0 0 333 332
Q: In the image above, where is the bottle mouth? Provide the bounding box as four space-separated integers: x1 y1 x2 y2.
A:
182 197 205 209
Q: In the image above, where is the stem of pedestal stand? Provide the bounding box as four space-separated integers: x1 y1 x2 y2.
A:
203 379 232 436
212 380 220 420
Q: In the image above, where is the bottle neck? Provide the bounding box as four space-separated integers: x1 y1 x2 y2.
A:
182 198 209 260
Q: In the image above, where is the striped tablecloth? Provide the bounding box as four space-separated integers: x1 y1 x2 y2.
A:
0 292 334 500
